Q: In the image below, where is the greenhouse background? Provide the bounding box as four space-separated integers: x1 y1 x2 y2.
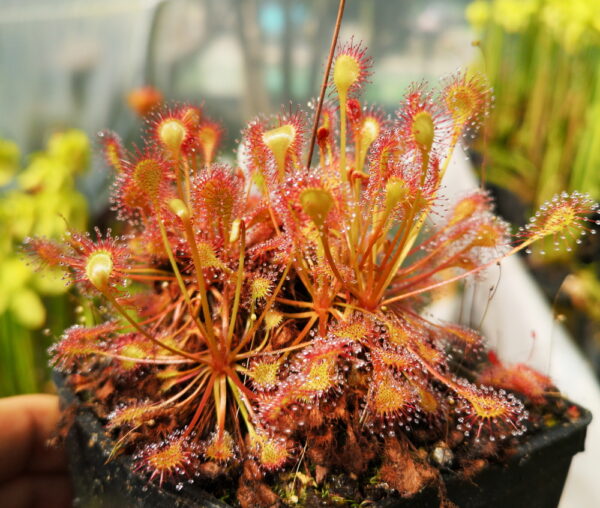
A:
1 1 599 507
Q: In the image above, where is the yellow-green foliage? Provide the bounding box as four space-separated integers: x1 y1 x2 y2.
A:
0 131 89 395
467 0 600 357
0 131 89 329
467 0 600 206
468 0 600 51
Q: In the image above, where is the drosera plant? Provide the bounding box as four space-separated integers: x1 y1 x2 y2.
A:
28 24 598 508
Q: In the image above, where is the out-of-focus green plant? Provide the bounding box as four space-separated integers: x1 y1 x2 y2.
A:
467 0 600 373
467 0 600 206
0 131 89 395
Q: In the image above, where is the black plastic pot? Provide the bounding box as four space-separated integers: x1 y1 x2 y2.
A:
55 372 229 507
384 410 591 508
55 372 592 508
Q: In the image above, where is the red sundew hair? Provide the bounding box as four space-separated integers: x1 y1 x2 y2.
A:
441 323 484 354
346 100 387 147
109 332 156 371
247 233 293 267
371 345 417 373
330 38 373 98
98 130 127 174
247 357 281 392
258 382 301 423
330 314 376 345
258 339 352 421
384 153 441 210
289 338 352 401
203 431 237 464
107 402 162 430
353 104 389 171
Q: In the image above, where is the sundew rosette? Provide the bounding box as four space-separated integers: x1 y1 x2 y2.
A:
28 39 597 502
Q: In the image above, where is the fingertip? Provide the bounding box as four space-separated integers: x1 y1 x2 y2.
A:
0 474 72 508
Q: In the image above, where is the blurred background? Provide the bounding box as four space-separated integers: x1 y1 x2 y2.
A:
0 0 599 417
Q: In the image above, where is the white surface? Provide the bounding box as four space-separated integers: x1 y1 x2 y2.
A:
435 150 600 508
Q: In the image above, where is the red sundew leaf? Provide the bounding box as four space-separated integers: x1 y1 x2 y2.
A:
413 382 443 417
350 103 388 145
251 433 290 471
134 433 200 486
453 381 528 442
395 82 450 157
478 360 554 405
98 130 127 174
23 236 68 269
367 368 418 421
50 322 118 371
247 358 281 391
111 148 174 223
330 38 373 99
260 108 308 182
242 118 269 176
146 105 200 156
440 71 491 137
517 191 599 253
107 402 161 429
366 128 402 196
191 164 243 241
276 171 345 237
258 385 300 423
288 338 353 401
331 316 374 344
203 431 237 464
441 323 483 352
447 190 494 226
61 228 131 294
295 357 340 399
371 346 416 372
196 119 224 165
247 234 293 266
